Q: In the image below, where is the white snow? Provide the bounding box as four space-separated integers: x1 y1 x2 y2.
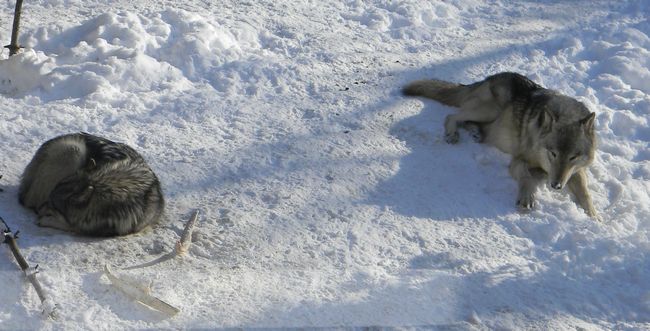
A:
0 0 649 330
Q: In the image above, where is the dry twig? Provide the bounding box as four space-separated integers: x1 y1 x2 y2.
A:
5 0 24 55
1 217 58 318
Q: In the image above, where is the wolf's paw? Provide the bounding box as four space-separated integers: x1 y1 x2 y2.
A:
516 195 536 211
462 123 484 143
469 129 483 143
585 208 602 221
37 214 72 232
445 132 459 144
37 215 58 227
37 216 53 227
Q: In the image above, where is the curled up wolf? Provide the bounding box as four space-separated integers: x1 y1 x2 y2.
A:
403 72 598 218
19 132 165 236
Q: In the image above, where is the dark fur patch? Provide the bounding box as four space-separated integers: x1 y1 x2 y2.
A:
19 132 165 236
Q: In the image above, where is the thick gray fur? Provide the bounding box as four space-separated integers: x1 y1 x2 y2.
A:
403 72 598 218
19 132 165 236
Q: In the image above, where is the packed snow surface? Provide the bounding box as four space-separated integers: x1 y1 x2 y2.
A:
0 0 649 330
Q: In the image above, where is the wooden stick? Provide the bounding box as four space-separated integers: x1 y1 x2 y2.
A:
1 217 58 318
5 0 24 56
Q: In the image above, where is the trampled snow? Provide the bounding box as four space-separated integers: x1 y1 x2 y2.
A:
0 0 648 330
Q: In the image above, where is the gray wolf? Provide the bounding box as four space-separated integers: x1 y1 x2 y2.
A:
19 132 165 236
403 72 598 218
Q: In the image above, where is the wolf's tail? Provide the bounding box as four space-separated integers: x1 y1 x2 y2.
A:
402 79 465 107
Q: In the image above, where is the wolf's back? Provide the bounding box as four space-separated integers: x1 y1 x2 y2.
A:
52 157 165 236
402 79 466 107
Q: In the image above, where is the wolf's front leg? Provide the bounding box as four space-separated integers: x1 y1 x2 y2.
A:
567 169 599 219
444 115 460 143
37 205 74 232
509 158 545 211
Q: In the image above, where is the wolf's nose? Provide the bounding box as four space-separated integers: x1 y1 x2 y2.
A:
551 182 563 190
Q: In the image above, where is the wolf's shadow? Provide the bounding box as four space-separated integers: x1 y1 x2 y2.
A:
366 96 515 220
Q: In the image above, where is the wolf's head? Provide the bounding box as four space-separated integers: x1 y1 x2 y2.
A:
49 172 96 213
538 109 596 190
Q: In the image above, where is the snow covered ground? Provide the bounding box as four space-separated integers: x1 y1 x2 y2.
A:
0 0 648 329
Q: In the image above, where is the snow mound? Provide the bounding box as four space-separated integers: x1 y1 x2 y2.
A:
341 1 466 38
1 10 277 104
0 51 49 96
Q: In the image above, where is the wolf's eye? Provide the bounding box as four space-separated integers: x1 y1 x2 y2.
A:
548 150 557 159
569 154 580 161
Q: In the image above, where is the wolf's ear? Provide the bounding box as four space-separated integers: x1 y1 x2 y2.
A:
580 112 596 133
538 108 556 135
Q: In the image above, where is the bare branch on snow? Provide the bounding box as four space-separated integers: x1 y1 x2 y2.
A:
1 217 58 318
